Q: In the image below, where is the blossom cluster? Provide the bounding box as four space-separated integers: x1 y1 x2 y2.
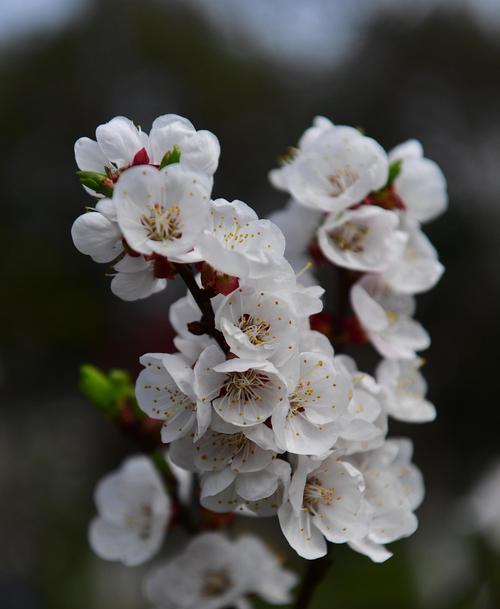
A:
72 113 445 608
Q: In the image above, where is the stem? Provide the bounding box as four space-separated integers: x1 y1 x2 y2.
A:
151 450 200 534
174 263 230 355
331 265 361 354
293 550 333 609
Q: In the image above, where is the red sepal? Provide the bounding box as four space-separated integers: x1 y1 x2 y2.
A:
153 256 177 279
131 147 150 166
199 262 239 296
308 240 330 267
310 311 335 338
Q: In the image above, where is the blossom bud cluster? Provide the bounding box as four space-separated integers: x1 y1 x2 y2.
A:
72 113 444 608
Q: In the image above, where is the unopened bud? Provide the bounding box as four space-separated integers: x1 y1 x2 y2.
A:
77 170 114 198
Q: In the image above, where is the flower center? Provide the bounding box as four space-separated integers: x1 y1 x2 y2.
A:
223 370 269 405
303 476 335 511
213 431 247 452
238 313 272 346
222 219 250 250
141 203 183 242
289 380 315 416
327 167 358 196
397 375 423 399
385 310 399 325
126 504 153 540
329 221 368 253
202 570 232 598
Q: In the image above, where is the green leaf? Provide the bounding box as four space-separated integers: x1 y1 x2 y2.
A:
78 365 135 417
387 159 402 185
159 145 181 169
79 364 116 415
108 368 134 401
76 170 113 198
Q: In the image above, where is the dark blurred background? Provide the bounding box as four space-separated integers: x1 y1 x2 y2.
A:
1 0 500 607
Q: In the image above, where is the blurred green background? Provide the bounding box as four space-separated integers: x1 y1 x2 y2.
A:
1 0 500 607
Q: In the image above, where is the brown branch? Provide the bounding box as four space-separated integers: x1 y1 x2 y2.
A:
150 450 200 535
293 550 333 609
173 262 230 355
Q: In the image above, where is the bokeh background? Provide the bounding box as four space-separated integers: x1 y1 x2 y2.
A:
1 0 500 607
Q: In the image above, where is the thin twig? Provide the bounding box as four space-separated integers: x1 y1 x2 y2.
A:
173 262 230 354
293 550 333 609
151 450 200 534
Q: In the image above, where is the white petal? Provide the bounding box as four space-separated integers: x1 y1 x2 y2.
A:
278 502 327 559
71 212 122 263
348 537 392 563
74 136 108 172
95 116 148 168
111 269 166 301
351 283 388 332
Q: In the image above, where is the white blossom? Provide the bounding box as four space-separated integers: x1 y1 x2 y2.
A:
278 454 367 559
270 123 388 213
89 456 170 566
114 164 210 260
136 352 211 443
347 439 424 562
318 206 407 272
334 355 387 455
200 457 291 516
194 345 289 428
111 255 167 301
144 532 297 609
351 275 430 360
170 415 280 474
71 199 122 263
214 286 300 378
271 352 352 456
389 139 447 223
376 358 436 423
381 218 444 294
148 114 220 177
196 199 286 278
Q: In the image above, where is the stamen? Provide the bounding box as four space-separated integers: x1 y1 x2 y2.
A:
329 221 368 253
201 570 232 597
327 167 358 196
238 313 271 346
222 370 269 406
141 203 183 242
303 476 335 512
